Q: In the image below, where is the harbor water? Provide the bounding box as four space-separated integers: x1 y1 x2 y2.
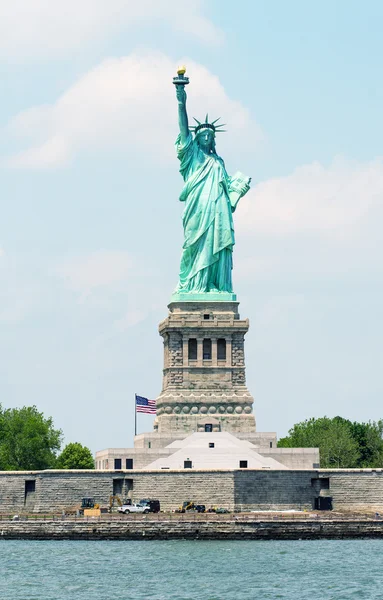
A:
1 538 382 599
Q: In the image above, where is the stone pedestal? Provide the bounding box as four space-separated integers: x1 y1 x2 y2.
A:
155 301 256 434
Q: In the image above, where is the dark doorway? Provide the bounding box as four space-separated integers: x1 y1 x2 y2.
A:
314 496 333 510
114 458 122 470
126 458 133 469
24 480 36 505
113 479 123 495
239 460 248 468
205 424 213 432
184 460 192 468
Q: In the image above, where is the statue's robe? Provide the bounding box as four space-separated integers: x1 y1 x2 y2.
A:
176 133 234 293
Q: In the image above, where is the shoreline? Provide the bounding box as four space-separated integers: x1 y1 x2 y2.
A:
1 517 383 540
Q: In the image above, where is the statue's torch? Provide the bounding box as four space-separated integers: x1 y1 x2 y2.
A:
173 66 189 86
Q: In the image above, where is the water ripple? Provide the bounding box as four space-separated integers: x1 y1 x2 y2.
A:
0 539 382 600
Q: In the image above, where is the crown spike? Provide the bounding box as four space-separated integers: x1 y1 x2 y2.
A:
192 115 227 136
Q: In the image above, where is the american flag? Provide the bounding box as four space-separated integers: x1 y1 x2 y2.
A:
136 395 156 414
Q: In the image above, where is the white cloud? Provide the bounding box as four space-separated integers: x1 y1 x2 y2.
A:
5 52 260 169
56 250 133 295
0 0 222 61
237 156 383 239
234 157 383 283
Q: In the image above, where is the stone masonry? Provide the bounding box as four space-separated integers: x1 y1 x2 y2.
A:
2 469 383 514
155 301 256 435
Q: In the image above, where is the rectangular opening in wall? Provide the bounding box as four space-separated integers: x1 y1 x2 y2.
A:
269 441 273 448
113 479 123 495
203 314 210 320
239 460 248 468
217 338 226 360
205 424 213 432
203 338 212 359
314 496 333 511
319 478 330 489
126 458 133 469
188 338 197 360
24 480 36 505
184 460 192 468
209 442 215 448
114 458 122 470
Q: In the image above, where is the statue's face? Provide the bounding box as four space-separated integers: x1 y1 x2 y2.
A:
197 129 215 152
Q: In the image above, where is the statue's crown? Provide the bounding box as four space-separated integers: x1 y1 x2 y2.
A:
190 114 226 135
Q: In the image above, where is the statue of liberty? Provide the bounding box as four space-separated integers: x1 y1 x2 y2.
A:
172 68 251 299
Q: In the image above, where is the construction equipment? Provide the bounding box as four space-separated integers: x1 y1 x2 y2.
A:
79 497 101 517
109 495 123 512
177 501 195 513
176 501 206 513
207 506 230 514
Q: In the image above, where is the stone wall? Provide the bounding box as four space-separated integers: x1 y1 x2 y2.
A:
156 301 255 434
231 334 245 368
0 470 235 513
168 332 183 367
1 469 383 514
0 471 116 513
321 470 383 510
130 471 235 511
234 470 316 511
1 519 383 540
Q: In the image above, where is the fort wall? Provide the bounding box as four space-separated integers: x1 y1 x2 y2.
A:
1 469 383 514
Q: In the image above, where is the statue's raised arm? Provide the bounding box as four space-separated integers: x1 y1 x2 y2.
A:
176 85 189 145
173 66 190 144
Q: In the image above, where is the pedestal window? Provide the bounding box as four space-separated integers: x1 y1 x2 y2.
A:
203 339 212 359
217 338 226 360
188 338 197 360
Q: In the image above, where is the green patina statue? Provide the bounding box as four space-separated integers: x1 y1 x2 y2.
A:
172 67 250 302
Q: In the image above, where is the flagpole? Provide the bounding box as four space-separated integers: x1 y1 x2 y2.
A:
134 393 137 437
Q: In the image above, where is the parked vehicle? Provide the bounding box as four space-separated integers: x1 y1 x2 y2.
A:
139 499 161 513
118 503 150 514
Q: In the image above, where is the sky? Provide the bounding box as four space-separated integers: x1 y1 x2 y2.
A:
1 0 383 454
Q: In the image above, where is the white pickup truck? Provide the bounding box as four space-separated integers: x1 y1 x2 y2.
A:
118 503 150 515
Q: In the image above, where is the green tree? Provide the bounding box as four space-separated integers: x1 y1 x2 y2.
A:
56 442 94 469
335 417 383 467
278 416 360 468
0 404 62 470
